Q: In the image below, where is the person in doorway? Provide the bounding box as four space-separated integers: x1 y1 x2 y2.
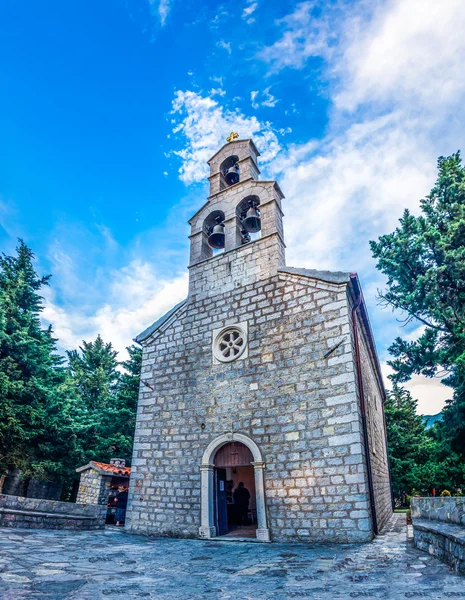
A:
114 485 128 526
233 482 250 525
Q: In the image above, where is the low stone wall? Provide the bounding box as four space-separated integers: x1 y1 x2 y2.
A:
0 494 107 530
411 497 465 575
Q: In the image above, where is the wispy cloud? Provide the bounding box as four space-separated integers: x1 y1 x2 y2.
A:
148 0 172 26
210 88 226 97
42 259 188 358
251 87 278 109
217 40 232 54
243 1 258 24
170 90 282 184
259 1 345 72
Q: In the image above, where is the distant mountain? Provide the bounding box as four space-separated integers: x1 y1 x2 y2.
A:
422 413 443 428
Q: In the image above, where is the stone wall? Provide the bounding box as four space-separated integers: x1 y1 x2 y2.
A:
0 494 107 530
411 497 465 525
352 307 393 532
0 470 62 500
126 265 376 543
76 469 111 505
189 233 285 301
27 479 62 500
411 497 465 575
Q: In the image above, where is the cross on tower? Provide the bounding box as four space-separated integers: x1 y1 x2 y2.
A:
226 131 239 143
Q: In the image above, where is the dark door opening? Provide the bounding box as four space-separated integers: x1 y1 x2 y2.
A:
214 442 258 539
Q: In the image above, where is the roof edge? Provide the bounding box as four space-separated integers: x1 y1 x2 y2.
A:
207 139 260 164
349 273 386 399
279 266 351 285
135 299 187 344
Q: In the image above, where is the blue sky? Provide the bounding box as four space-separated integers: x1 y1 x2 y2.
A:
1 0 464 413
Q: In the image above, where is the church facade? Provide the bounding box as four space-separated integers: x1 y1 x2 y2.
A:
125 138 392 543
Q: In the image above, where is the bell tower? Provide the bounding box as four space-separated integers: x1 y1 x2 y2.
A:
188 136 286 300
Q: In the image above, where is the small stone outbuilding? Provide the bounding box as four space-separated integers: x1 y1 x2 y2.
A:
76 458 131 506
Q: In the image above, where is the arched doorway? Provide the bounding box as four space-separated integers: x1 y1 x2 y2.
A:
214 442 256 538
199 433 270 542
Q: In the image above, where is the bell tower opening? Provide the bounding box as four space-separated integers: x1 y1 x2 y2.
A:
201 210 226 259
219 155 240 190
236 195 261 244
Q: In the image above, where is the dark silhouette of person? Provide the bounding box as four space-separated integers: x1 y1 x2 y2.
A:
233 482 250 525
114 486 129 526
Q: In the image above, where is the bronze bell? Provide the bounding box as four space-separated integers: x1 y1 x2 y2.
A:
207 218 225 249
224 164 240 186
242 203 261 233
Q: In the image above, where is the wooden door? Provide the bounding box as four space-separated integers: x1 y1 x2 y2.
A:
215 468 228 536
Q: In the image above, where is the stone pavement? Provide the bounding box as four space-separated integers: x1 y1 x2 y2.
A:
0 514 463 599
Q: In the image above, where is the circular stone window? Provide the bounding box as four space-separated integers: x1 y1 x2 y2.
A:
213 325 247 363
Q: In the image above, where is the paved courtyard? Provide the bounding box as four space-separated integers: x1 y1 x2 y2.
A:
0 514 462 599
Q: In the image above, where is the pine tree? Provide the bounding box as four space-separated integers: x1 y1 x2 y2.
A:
0 241 74 480
384 384 432 496
371 153 465 483
97 344 142 462
67 338 140 465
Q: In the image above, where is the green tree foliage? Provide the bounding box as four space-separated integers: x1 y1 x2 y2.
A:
67 337 141 466
384 384 432 496
108 344 142 461
371 153 465 486
0 241 142 490
0 241 77 479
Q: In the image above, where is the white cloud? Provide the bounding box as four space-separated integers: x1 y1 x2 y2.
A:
382 363 451 415
335 0 465 111
268 0 465 277
217 40 232 54
243 1 258 23
251 87 278 109
259 1 343 71
148 0 172 26
243 1 257 17
278 111 436 271
170 90 282 184
210 88 226 97
42 261 188 359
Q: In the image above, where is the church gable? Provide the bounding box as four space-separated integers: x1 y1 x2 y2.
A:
135 299 187 346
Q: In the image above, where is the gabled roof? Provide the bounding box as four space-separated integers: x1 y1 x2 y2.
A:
279 267 350 285
207 138 260 164
134 299 187 344
76 461 131 477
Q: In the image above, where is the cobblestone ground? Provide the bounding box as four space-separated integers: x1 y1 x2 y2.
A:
0 514 463 599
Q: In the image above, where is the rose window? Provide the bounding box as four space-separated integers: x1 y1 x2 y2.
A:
213 326 247 363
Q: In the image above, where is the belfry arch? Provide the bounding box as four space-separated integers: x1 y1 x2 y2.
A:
199 433 270 542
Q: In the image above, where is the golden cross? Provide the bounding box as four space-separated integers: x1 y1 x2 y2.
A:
226 132 239 143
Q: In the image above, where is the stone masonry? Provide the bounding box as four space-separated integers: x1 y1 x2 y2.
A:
0 494 106 530
411 497 465 575
125 138 392 543
76 469 111 506
76 459 131 505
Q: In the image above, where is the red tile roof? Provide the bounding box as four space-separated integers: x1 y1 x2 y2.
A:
90 461 131 476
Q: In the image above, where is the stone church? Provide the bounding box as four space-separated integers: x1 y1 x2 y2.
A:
125 137 392 543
